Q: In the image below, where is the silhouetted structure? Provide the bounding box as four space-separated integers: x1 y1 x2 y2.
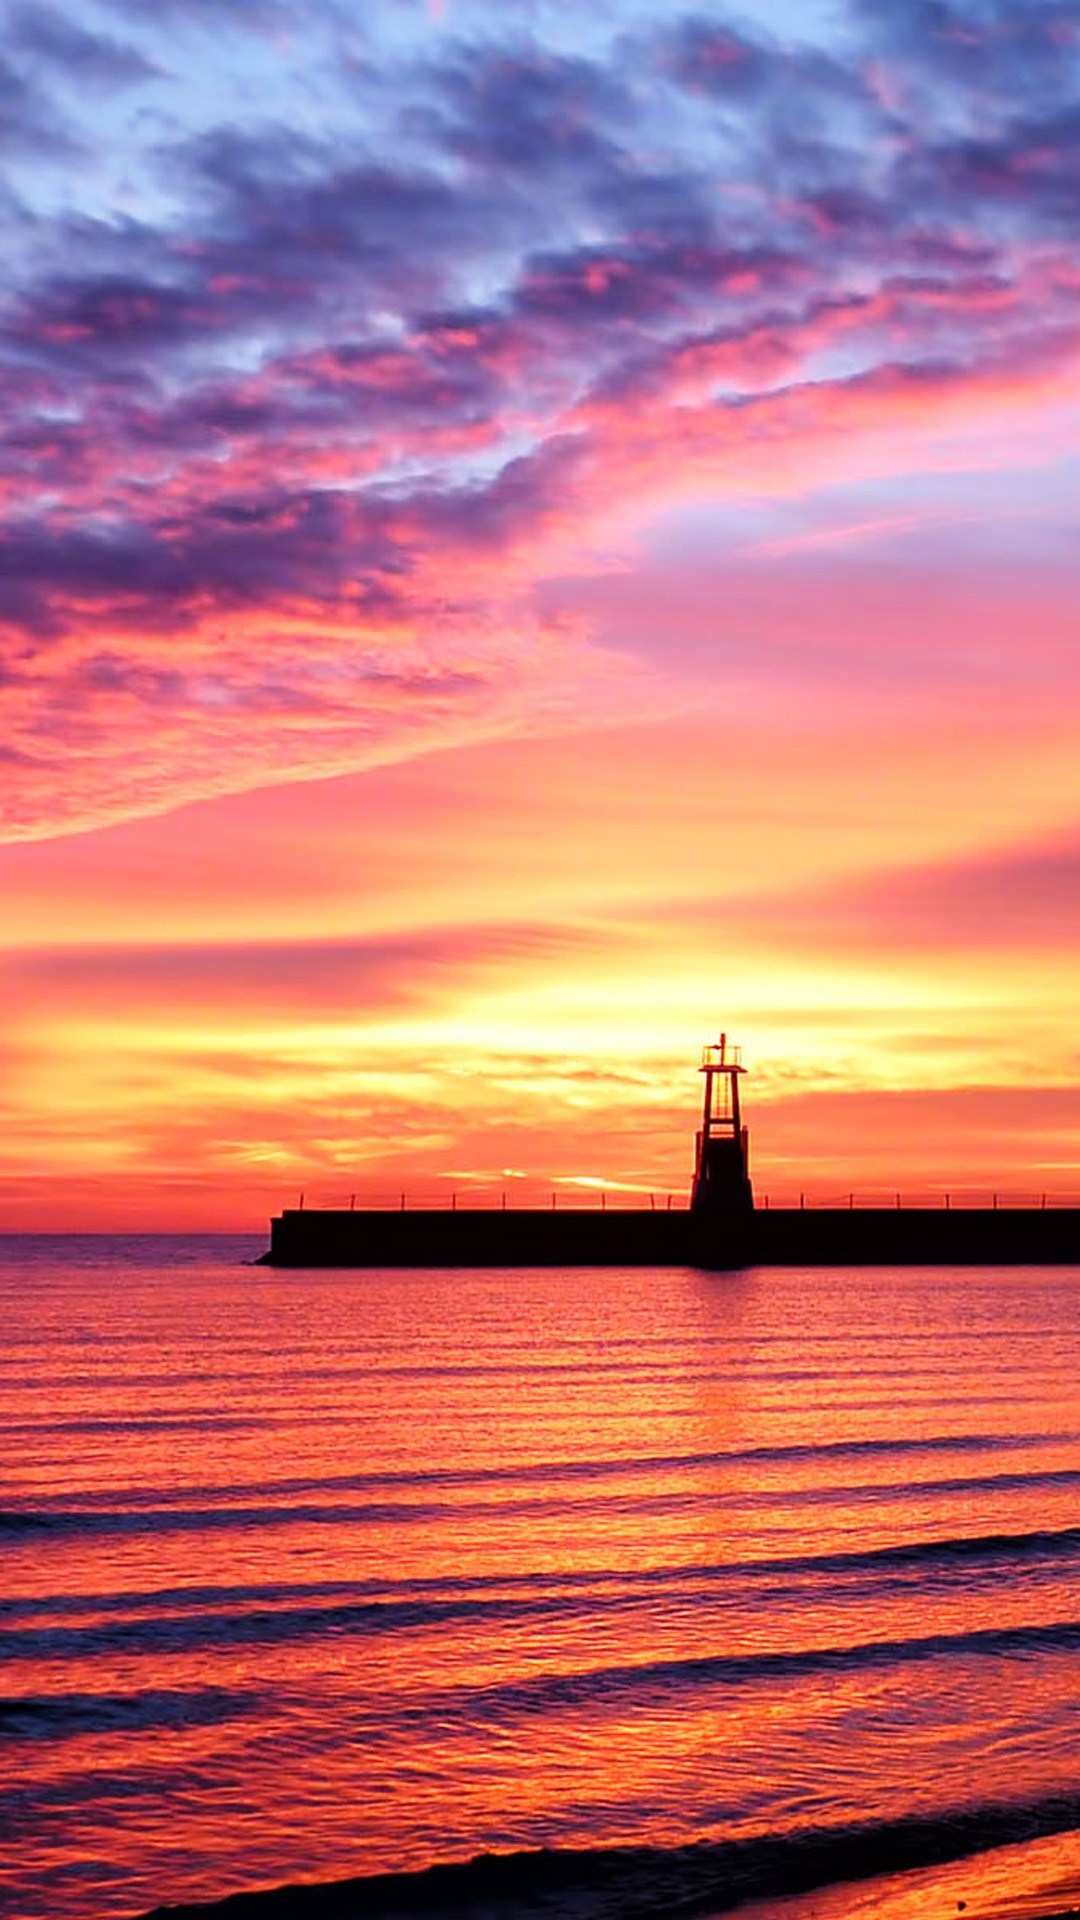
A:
260 1036 1080 1267
691 1034 753 1215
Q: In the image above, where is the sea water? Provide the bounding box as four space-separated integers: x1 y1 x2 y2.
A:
2 1240 1079 1920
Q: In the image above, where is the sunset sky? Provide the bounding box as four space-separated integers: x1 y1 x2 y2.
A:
3 0 1080 1227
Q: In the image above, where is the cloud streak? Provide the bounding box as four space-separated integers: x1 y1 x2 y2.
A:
2 0 1080 835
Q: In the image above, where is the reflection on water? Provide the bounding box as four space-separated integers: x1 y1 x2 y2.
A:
1 1240 1079 1919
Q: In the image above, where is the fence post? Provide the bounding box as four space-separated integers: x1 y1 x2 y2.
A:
945 1192 950 1210
299 1191 304 1211
350 1193 356 1211
400 1192 405 1211
451 1193 456 1211
552 1191 556 1211
896 1192 901 1209
601 1192 606 1211
800 1192 805 1210
502 1191 506 1210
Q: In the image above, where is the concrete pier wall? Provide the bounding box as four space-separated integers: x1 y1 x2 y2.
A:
261 1206 1080 1268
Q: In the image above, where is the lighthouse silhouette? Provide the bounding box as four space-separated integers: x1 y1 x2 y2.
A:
690 1034 754 1215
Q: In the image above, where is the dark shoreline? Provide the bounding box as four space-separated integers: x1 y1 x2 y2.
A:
139 1795 1080 1920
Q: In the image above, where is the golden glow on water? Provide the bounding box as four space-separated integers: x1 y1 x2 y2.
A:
2 1247 1080 1920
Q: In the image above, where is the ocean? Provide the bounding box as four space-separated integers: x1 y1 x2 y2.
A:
2 1239 1079 1920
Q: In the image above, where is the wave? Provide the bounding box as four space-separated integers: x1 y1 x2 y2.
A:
135 1790 1080 1919
4 1562 1079 1677
3 1460 1079 1549
0 1414 269 1435
34 1428 1073 1511
6 1518 1079 1620
0 1685 258 1741
8 1354 1075 1397
456 1617 1080 1727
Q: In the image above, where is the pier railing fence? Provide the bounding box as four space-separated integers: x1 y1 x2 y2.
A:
288 1187 1080 1213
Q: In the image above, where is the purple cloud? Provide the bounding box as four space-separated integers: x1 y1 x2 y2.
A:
7 4 160 88
3 0 1080 836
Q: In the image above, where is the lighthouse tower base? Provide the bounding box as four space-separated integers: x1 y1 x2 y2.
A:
690 1130 754 1214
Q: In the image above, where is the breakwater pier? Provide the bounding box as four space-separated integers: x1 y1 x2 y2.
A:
261 1038 1080 1268
262 1197 1080 1268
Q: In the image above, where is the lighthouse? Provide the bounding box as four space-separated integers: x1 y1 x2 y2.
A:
690 1034 754 1215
